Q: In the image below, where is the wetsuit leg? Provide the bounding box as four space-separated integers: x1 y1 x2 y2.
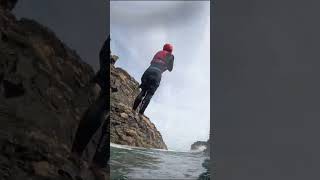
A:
133 89 147 111
139 72 161 114
133 69 150 111
71 95 107 156
71 37 110 156
97 37 110 94
139 90 154 114
90 36 111 168
92 113 110 168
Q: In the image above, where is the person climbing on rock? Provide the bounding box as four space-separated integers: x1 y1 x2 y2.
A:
60 35 110 180
133 43 174 114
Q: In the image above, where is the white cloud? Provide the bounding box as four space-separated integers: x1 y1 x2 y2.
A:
111 1 210 151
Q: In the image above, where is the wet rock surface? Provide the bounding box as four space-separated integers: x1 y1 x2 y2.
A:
110 61 167 150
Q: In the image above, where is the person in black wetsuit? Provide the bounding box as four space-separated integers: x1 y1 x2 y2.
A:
133 43 174 114
70 35 110 180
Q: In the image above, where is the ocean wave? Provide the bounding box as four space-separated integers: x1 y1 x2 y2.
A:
110 143 133 150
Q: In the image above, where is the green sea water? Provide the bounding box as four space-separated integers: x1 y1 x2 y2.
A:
110 143 210 180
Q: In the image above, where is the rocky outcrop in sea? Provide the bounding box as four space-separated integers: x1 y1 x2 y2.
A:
193 136 212 180
110 60 167 150
191 141 208 151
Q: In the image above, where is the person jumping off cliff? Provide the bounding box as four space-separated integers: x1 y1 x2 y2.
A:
132 43 174 114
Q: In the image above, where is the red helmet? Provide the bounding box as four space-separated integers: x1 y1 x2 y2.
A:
163 43 173 53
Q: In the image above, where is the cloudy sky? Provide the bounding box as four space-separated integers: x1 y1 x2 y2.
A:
13 0 107 70
111 1 210 151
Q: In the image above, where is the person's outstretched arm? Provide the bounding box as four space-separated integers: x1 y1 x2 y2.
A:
96 35 110 92
167 55 174 72
99 35 110 69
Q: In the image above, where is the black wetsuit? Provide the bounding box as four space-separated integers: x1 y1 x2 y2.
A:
71 36 110 168
133 52 174 114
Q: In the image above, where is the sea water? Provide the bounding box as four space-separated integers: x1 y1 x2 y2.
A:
110 143 209 180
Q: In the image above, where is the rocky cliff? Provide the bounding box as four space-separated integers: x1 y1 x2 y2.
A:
110 60 167 150
0 2 105 179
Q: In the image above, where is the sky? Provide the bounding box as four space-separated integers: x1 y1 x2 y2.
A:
111 1 210 151
13 0 108 70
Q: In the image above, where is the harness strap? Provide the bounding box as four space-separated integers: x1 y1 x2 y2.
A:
148 66 162 73
152 58 167 65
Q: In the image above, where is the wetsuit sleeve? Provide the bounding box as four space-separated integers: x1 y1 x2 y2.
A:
99 36 110 65
96 35 110 92
167 55 174 72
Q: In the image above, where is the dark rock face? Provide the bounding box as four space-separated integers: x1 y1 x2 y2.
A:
110 62 167 149
0 14 96 148
0 0 17 10
0 3 104 179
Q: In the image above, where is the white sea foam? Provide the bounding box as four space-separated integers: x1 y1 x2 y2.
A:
110 143 133 150
190 145 207 152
